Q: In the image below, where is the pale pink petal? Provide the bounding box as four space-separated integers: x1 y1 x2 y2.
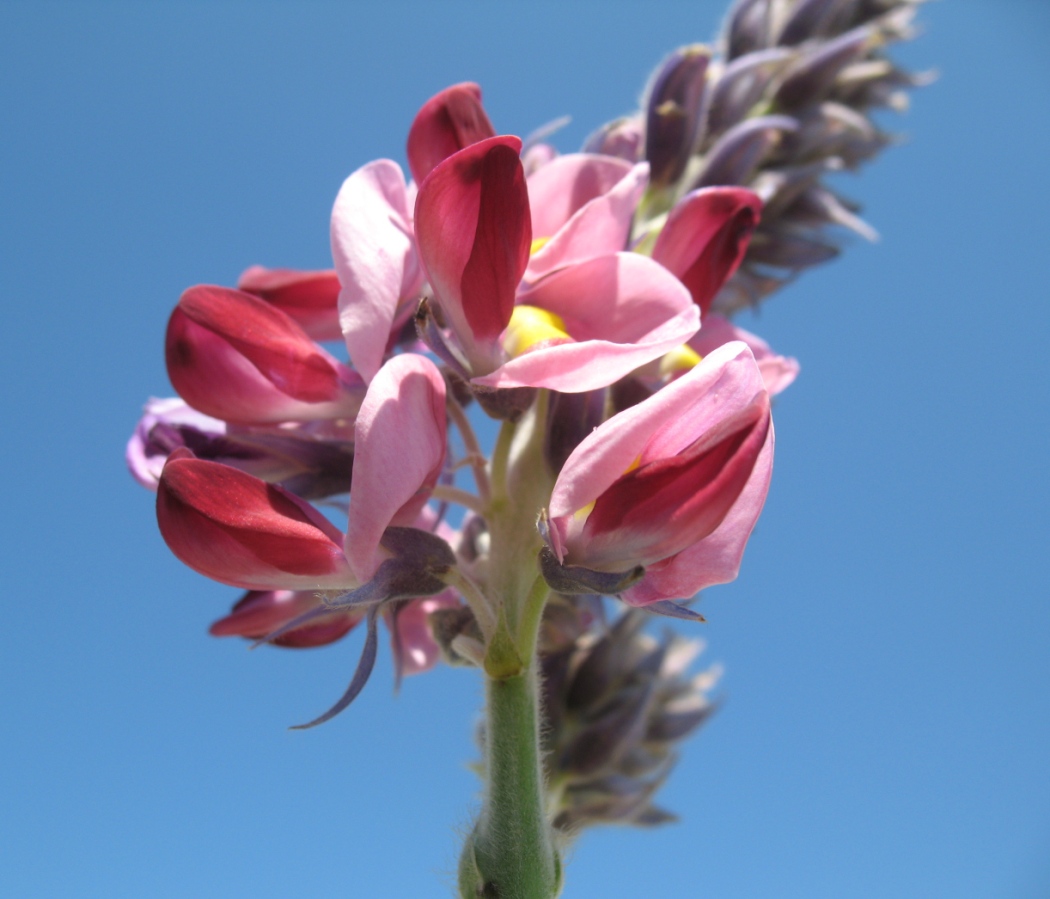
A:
689 315 799 396
473 253 697 392
345 355 448 581
525 162 649 281
526 153 633 237
331 160 423 383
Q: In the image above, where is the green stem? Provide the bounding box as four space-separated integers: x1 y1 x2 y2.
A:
460 666 561 899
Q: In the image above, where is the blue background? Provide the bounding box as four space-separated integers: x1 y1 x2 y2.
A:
2 1 1048 896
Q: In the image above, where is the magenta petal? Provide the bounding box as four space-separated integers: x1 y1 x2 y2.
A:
689 314 799 396
525 153 634 238
406 82 497 185
157 450 356 591
526 162 649 282
237 266 342 342
345 355 448 581
474 253 698 392
331 160 423 383
415 136 530 368
166 286 361 424
652 187 763 316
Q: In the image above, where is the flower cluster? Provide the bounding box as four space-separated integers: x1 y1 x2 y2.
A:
128 0 923 845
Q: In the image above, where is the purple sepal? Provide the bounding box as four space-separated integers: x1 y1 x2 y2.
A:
290 605 380 730
538 546 644 597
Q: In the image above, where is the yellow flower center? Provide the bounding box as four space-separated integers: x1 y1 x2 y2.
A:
530 236 551 255
503 305 572 358
659 344 702 379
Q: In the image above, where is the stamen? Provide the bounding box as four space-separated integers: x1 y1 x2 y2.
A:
659 344 702 379
503 305 573 358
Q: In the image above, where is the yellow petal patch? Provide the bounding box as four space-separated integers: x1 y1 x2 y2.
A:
530 236 551 255
659 344 703 379
503 305 572 358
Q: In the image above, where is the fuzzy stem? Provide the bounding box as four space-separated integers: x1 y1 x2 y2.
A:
448 397 491 503
460 666 561 899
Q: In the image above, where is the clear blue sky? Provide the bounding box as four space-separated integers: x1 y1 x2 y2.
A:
1 2 1048 896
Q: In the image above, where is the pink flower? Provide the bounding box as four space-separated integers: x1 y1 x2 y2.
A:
546 341 773 605
156 447 358 592
209 587 455 678
166 285 364 425
414 137 699 393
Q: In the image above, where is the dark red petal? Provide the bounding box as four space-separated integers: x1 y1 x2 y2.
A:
653 188 763 317
169 286 341 403
236 267 342 341
407 82 496 185
157 452 352 589
415 136 531 344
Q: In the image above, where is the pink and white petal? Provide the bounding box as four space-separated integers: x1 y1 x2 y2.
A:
476 253 697 391
157 451 356 591
526 162 649 281
652 187 762 316
237 266 343 342
689 315 799 396
548 342 762 524
345 355 448 581
526 154 633 238
620 418 774 604
331 160 423 383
